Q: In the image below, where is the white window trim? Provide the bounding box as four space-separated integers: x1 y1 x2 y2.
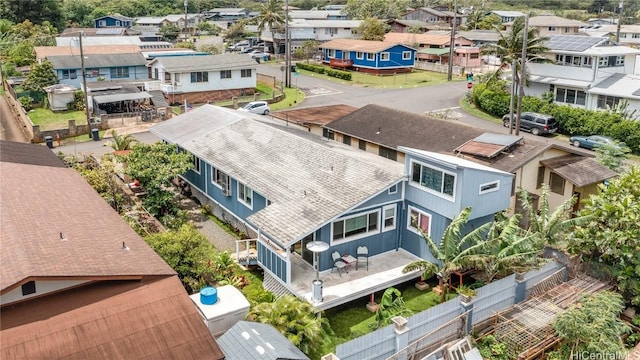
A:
211 168 231 194
402 51 411 60
331 209 380 245
388 184 397 194
409 159 457 201
237 182 253 209
479 180 500 194
366 53 375 61
192 155 201 174
380 52 390 61
407 206 431 237
356 51 363 59
382 204 397 231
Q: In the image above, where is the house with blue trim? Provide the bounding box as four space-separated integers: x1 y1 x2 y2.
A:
46 53 148 88
149 105 513 310
320 39 416 74
93 15 134 28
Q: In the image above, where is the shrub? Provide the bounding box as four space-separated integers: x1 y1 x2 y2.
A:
19 96 34 111
326 69 352 81
295 62 325 74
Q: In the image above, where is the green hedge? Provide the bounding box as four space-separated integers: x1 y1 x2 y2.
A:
295 63 352 81
470 83 640 153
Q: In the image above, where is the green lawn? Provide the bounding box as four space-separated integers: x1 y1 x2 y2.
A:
29 108 87 130
295 65 456 89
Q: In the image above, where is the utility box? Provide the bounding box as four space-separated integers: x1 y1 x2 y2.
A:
190 285 250 337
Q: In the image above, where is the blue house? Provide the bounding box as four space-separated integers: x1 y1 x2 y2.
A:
320 39 416 74
150 105 513 310
46 53 149 88
93 15 134 28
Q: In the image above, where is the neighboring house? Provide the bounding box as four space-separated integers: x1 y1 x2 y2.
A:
383 32 480 67
164 14 202 33
93 14 134 28
271 104 358 135
56 35 142 46
320 38 416 74
505 15 586 37
59 27 127 37
147 54 257 104
150 105 514 310
583 24 640 47
261 19 362 54
586 18 618 26
289 9 348 21
488 10 525 23
525 35 640 113
34 44 141 63
456 29 500 47
401 7 462 28
135 16 170 28
322 104 616 213
46 52 149 88
218 321 310 360
387 19 430 33
127 25 162 41
202 8 252 23
0 141 224 360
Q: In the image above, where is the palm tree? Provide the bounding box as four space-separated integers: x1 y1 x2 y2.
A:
256 0 285 55
402 207 493 303
482 16 550 85
107 129 137 151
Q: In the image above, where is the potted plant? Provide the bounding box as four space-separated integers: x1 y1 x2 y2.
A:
456 285 477 303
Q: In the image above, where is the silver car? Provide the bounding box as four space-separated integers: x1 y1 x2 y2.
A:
238 101 270 115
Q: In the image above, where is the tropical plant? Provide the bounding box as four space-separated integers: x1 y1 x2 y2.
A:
18 96 34 111
159 24 180 41
356 18 389 41
297 39 320 63
106 130 138 151
225 19 248 42
343 0 410 20
256 0 284 53
373 287 412 329
247 295 333 358
568 166 640 305
23 59 57 93
552 291 630 356
402 207 493 303
594 142 631 172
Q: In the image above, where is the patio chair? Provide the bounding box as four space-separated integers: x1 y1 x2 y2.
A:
331 251 348 277
356 246 368 271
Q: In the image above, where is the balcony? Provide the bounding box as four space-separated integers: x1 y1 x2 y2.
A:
161 83 183 94
330 58 353 68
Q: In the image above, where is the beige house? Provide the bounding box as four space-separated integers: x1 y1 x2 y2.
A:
505 15 587 37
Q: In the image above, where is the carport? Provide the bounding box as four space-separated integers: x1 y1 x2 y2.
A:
92 92 153 115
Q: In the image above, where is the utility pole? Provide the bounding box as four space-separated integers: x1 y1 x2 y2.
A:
79 32 91 139
284 0 291 88
515 14 529 137
508 58 517 135
616 0 623 43
447 0 458 81
184 0 189 38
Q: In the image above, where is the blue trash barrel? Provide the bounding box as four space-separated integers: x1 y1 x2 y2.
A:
200 287 218 305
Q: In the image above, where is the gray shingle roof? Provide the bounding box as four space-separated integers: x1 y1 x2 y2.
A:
150 54 257 72
540 155 617 187
150 105 404 246
218 321 309 360
47 53 147 69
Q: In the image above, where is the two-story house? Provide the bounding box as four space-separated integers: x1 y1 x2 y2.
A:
505 15 586 37
401 6 462 28
320 38 416 74
93 14 134 28
289 10 349 21
384 32 480 67
47 52 148 88
261 19 362 54
584 24 640 47
150 105 514 310
202 8 252 25
525 35 640 113
147 54 257 104
488 10 525 24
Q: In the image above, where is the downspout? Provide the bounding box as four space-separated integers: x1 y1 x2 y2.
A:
396 176 409 251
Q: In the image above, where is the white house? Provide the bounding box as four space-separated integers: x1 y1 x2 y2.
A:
488 10 525 24
583 24 640 47
260 19 362 54
525 35 640 113
146 54 257 104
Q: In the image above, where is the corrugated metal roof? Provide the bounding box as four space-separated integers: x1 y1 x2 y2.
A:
150 54 257 72
218 321 309 360
34 45 141 59
150 105 404 247
46 52 147 69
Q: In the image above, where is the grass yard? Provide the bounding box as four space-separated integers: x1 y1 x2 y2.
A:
295 65 457 89
28 108 87 130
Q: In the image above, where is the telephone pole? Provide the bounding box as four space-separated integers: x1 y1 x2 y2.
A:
447 0 458 81
616 0 624 42
284 0 291 88
79 32 91 138
515 14 529 137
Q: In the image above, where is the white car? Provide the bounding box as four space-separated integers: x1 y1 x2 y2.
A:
238 101 270 115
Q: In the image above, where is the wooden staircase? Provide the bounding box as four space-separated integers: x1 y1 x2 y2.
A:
263 272 294 298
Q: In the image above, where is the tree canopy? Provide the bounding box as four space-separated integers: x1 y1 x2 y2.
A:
23 59 57 92
0 0 63 31
356 18 389 41
344 0 410 20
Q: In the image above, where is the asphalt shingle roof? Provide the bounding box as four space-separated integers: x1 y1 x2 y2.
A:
149 54 257 72
46 53 147 69
540 155 617 187
150 105 404 246
321 38 409 52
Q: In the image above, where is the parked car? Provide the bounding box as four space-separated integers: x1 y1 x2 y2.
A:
248 51 270 60
502 112 558 136
569 135 625 150
238 101 270 115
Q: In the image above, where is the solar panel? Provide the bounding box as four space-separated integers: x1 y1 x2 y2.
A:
546 35 604 52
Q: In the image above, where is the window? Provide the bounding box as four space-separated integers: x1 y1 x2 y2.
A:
555 87 586 106
86 68 99 77
343 135 351 145
325 28 338 35
238 183 253 208
536 166 545 189
22 281 36 296
548 26 556 31
116 20 121 26
212 168 231 194
322 128 334 140
479 181 500 194
379 147 397 161
192 154 200 173
332 209 379 242
358 139 366 150
597 95 622 109
190 71 208 83
402 51 411 60
220 70 231 79
356 51 363 59
110 67 129 78
408 207 431 236
383 204 397 230
470 53 479 59
241 69 252 78
380 52 390 61
366 53 375 61
328 49 335 58
61 69 77 79
616 56 625 66
99 20 106 27
564 27 570 33
388 184 397 194
411 161 456 198
549 172 565 194
154 68 159 79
